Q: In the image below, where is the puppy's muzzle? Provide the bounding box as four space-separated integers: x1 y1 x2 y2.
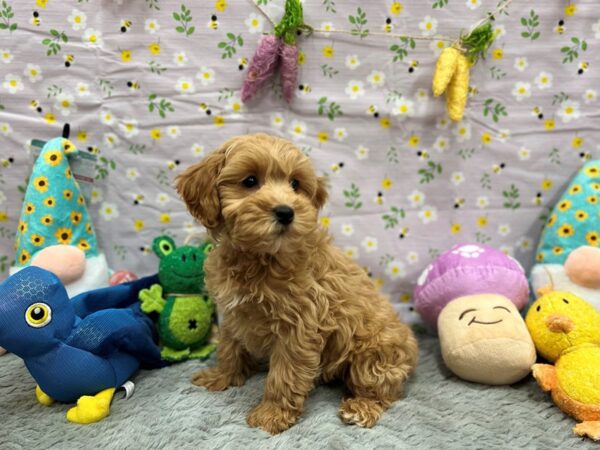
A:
273 205 294 225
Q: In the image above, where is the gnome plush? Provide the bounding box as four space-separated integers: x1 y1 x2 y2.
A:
9 130 110 298
531 160 600 310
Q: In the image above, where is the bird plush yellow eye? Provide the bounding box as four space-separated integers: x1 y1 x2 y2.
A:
25 303 52 328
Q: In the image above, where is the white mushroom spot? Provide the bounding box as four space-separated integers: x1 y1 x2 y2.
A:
452 244 485 258
417 264 433 286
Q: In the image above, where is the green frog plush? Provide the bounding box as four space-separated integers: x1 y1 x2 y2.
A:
139 235 216 362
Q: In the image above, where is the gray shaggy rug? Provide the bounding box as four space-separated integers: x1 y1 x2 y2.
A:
0 335 594 449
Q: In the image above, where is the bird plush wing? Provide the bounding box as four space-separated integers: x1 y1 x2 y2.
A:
65 306 165 368
71 274 159 318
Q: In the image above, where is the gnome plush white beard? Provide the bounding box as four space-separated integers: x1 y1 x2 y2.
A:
531 264 600 312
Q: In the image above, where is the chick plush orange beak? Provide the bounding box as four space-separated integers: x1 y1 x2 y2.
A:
545 314 575 334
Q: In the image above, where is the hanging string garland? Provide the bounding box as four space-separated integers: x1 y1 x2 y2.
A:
244 0 512 121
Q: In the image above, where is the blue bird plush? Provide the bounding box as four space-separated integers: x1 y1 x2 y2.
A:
0 266 164 424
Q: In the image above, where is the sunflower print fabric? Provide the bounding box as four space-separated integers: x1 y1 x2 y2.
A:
0 1 599 324
13 137 99 267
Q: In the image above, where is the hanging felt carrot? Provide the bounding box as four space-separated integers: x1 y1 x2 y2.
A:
241 0 305 104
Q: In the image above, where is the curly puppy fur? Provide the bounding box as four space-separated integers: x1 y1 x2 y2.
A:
176 134 418 434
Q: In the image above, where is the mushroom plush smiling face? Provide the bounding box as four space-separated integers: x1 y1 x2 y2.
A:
414 244 536 385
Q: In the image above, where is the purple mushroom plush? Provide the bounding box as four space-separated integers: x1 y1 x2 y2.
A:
414 243 536 385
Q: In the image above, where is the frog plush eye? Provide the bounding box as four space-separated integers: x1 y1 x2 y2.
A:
152 235 177 258
25 303 52 328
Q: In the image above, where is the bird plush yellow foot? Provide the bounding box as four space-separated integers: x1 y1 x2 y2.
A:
66 388 116 424
574 421 600 440
35 385 54 406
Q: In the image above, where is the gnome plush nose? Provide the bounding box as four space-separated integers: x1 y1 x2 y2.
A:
546 314 575 334
273 205 294 225
565 246 600 289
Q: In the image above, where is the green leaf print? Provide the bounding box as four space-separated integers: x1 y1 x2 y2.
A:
322 0 336 13
146 0 160 9
382 207 406 229
0 255 7 272
348 7 368 38
549 148 560 165
379 254 394 267
321 64 339 78
343 183 362 210
483 98 507 123
390 37 416 62
98 79 113 98
480 173 492 190
428 248 440 259
432 0 448 8
502 184 521 209
475 232 492 244
561 37 587 64
317 97 343 121
46 84 63 98
148 61 167 75
520 10 540 40
148 94 175 118
95 156 117 180
458 148 477 160
256 0 273 5
489 66 506 80
218 88 235 102
218 33 244 59
0 227 15 239
385 90 403 104
113 244 128 260
157 169 170 186
387 146 399 163
173 4 195 36
128 144 147 154
418 161 442 184
0 1 17 32
552 91 569 105
42 29 68 56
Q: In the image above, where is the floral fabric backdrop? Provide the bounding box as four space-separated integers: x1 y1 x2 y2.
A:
0 0 598 324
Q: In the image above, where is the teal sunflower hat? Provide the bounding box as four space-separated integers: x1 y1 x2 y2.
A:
11 128 100 269
535 160 600 264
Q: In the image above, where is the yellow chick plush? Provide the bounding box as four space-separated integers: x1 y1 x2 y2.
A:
525 291 600 440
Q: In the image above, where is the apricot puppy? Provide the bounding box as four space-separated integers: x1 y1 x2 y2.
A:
176 133 418 434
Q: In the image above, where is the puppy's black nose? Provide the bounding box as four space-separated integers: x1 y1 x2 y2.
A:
273 205 294 225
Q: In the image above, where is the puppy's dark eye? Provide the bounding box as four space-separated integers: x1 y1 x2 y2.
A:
242 176 258 188
290 179 299 191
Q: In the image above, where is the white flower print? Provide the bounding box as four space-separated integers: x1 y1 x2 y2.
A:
100 202 119 221
320 22 334 37
406 251 419 265
512 82 531 101
345 55 361 70
103 132 120 148
366 70 385 88
167 126 181 139
592 20 600 39
418 16 438 36
583 89 597 104
83 28 103 48
557 100 580 123
197 67 216 86
465 0 481 9
100 110 115 125
355 145 369 160
534 72 553 90
385 260 406 280
145 19 160 34
191 143 204 157
452 122 471 142
156 192 170 205
361 236 378 253
24 64 42 82
513 57 528 72
391 97 414 118
408 190 425 207
119 118 139 138
429 39 447 56
289 120 307 139
477 196 489 209
126 168 140 181
433 136 449 152
68 9 87 31
0 122 12 136
344 246 359 260
2 74 23 94
175 77 195 94
173 51 188 66
345 80 365 100
498 224 511 236
271 113 284 128
452 244 485 258
418 205 438 224
55 92 77 116
245 13 264 34
451 171 465 186
518 147 531 161
0 49 13 64
341 223 354 236
334 127 348 141
76 82 90 97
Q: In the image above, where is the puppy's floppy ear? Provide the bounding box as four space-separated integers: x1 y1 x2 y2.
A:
313 176 329 210
176 149 226 229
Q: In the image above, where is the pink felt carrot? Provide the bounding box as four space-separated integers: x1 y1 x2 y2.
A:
241 35 281 103
279 43 298 103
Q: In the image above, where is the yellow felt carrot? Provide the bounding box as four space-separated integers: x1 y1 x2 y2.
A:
445 53 470 122
432 47 460 97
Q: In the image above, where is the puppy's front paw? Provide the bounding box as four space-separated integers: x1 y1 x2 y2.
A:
247 401 299 434
191 367 245 391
